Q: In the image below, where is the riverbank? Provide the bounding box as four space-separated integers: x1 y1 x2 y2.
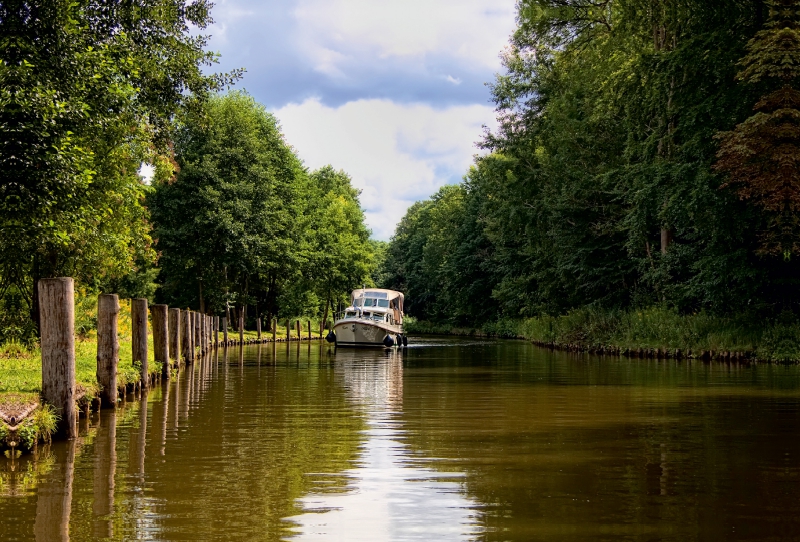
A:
0 319 325 452
404 307 800 363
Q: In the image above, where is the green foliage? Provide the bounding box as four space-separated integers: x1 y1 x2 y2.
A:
385 0 800 329
149 92 375 325
0 0 240 334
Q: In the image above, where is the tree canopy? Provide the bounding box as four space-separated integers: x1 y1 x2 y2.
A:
0 0 240 340
382 0 800 325
148 92 375 327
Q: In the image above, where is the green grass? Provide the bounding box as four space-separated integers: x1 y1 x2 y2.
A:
0 337 160 398
237 326 324 341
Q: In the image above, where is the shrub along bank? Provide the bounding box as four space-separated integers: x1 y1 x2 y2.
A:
404 307 800 363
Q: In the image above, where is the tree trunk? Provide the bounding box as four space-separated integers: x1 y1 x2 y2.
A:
660 228 673 254
30 253 41 335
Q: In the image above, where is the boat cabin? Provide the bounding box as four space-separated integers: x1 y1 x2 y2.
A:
343 289 404 325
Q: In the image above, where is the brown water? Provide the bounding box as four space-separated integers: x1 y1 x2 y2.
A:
2 337 800 541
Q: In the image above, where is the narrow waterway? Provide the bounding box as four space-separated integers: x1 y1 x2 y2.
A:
2 337 800 541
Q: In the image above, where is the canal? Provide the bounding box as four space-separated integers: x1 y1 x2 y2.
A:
2 337 800 541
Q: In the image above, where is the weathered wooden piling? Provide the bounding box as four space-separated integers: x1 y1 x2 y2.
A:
272 317 277 342
169 308 181 366
131 298 149 389
39 278 77 438
257 317 262 340
223 316 229 344
239 312 244 344
194 312 201 356
286 320 291 342
296 320 301 341
97 294 119 409
307 320 311 341
182 310 192 364
152 304 169 377
214 316 219 346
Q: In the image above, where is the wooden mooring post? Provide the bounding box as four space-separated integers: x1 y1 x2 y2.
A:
182 310 192 364
273 318 277 342
257 317 262 340
296 320 301 341
307 320 312 341
286 320 291 342
239 312 244 345
169 308 181 367
194 312 201 357
131 298 149 389
97 293 119 408
39 278 77 438
223 316 228 344
214 316 219 347
152 304 169 378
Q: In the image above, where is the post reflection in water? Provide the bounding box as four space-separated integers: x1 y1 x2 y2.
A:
92 410 116 539
4 339 800 541
287 348 481 541
34 438 77 542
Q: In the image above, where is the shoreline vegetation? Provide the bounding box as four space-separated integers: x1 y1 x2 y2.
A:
404 307 800 363
380 3 800 365
0 292 325 454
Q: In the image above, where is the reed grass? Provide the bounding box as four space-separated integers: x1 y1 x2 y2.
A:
405 307 800 362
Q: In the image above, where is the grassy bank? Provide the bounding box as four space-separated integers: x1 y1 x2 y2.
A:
404 307 800 362
0 315 326 452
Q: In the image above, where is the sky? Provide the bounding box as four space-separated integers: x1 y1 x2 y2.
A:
203 0 517 240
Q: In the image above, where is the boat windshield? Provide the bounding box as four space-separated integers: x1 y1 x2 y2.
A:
377 299 389 308
364 298 375 307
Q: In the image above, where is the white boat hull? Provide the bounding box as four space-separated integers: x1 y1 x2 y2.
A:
333 320 403 347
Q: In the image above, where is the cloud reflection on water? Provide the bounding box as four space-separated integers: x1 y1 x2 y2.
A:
287 349 482 541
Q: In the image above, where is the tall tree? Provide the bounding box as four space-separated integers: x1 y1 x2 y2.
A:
149 92 303 319
0 0 239 337
715 0 800 259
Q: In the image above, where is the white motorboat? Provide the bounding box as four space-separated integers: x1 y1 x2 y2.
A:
328 288 407 347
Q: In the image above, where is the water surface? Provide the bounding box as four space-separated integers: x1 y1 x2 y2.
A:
1 338 800 541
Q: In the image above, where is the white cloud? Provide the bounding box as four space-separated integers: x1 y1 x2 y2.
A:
273 98 497 240
293 0 515 79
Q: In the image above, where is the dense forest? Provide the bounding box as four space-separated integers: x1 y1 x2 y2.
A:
0 1 376 344
382 0 800 334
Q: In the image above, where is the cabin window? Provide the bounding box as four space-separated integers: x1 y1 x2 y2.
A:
363 312 371 318
377 299 389 308
364 298 375 307
366 291 388 299
354 299 363 307
345 311 356 318
372 313 384 322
